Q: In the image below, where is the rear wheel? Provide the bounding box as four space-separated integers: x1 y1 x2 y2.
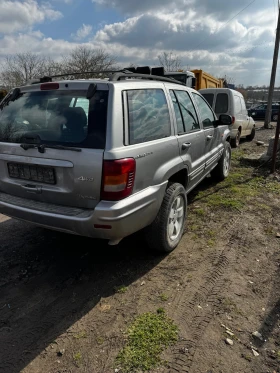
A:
246 127 255 141
231 130 241 148
272 114 278 121
211 142 231 181
145 183 187 253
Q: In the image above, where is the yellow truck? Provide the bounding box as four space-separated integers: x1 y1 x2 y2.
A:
165 69 224 90
191 69 224 90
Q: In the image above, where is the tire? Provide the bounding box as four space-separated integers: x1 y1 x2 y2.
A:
145 182 187 253
246 127 255 141
211 142 231 182
272 114 278 121
231 130 241 148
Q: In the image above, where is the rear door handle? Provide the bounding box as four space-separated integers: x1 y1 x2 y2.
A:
207 135 213 141
182 142 191 150
22 184 42 194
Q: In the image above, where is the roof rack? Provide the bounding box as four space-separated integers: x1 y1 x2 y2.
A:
109 72 184 85
31 66 185 86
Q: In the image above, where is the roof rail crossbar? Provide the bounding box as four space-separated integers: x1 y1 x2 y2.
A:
31 68 184 86
109 72 184 85
31 69 134 84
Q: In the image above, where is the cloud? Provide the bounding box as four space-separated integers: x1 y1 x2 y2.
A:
94 11 274 53
91 0 276 86
0 31 79 59
0 0 277 86
0 0 62 34
92 0 269 19
52 0 73 3
71 24 92 41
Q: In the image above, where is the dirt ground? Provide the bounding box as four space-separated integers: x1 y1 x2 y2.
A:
0 124 280 373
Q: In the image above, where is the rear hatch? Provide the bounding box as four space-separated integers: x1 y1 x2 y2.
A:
0 81 109 209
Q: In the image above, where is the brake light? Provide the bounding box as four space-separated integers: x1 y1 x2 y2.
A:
101 158 136 201
40 83 59 90
232 116 235 124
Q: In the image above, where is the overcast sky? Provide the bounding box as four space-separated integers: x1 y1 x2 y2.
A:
0 0 278 86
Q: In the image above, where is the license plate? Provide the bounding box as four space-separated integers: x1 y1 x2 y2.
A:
8 163 56 184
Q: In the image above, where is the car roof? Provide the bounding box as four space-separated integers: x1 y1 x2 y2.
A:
20 78 196 92
199 88 237 95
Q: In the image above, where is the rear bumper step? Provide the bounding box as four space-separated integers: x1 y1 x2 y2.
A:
0 183 166 240
0 192 86 217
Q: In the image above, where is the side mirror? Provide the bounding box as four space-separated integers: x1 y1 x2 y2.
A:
219 114 232 125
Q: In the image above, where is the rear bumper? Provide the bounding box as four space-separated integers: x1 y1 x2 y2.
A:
0 182 167 240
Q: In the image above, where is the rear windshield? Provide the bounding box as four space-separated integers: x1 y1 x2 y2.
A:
215 93 228 113
0 90 108 149
201 93 214 108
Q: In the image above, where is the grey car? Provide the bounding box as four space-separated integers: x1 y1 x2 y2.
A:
0 70 232 252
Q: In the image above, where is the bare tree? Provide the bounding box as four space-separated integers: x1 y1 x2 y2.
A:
157 52 182 71
0 53 60 89
60 46 117 79
219 74 235 87
41 57 63 77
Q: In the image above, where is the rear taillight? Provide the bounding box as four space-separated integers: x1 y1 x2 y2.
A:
232 116 235 124
101 158 136 201
40 83 59 90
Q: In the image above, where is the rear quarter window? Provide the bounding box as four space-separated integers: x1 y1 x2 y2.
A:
126 89 171 145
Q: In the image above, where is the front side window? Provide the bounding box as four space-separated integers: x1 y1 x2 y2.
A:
192 93 216 128
215 93 228 113
0 89 108 149
127 89 171 145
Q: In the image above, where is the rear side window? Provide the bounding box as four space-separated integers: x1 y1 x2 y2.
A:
215 93 228 113
0 89 108 149
202 93 214 107
127 89 171 145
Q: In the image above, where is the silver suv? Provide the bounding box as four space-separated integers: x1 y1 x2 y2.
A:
0 69 232 252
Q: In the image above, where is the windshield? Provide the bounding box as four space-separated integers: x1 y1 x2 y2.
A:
0 89 108 149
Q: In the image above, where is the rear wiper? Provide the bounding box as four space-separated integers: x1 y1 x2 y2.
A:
20 143 82 153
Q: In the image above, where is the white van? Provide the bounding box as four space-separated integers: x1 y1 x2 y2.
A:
199 88 255 147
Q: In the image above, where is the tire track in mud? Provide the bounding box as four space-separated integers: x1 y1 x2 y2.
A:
82 215 246 373
167 212 243 373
